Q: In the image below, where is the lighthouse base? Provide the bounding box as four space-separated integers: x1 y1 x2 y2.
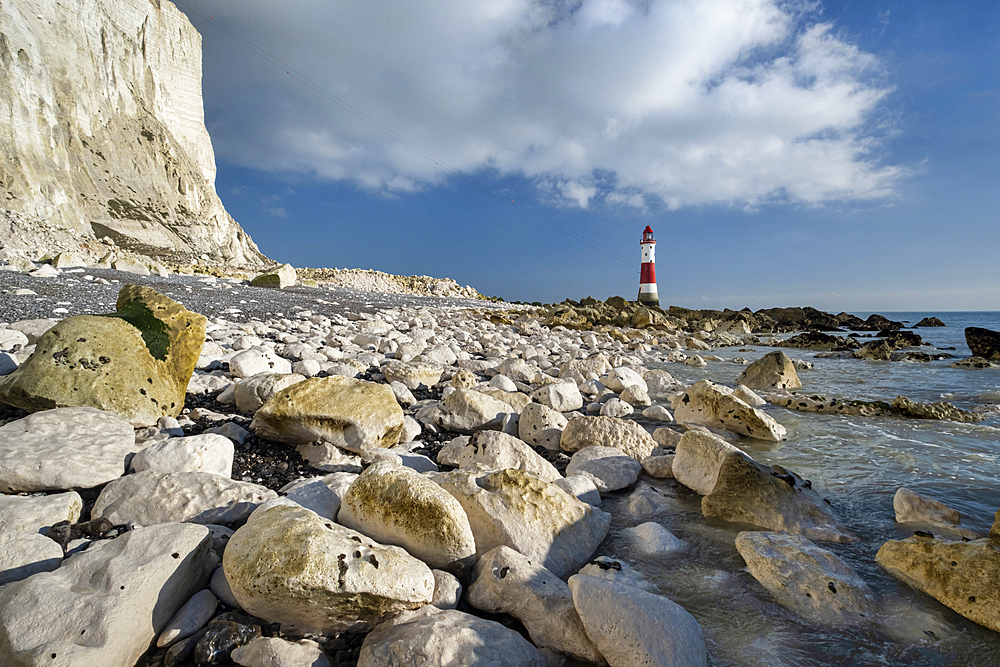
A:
637 290 659 308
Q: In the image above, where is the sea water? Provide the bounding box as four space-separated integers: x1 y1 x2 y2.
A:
595 312 1000 666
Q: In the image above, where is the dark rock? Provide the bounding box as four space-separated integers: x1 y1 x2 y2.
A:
858 314 903 332
193 612 262 663
163 629 207 667
45 520 72 549
915 317 946 327
854 339 892 361
778 332 858 351
965 327 1000 360
878 330 924 348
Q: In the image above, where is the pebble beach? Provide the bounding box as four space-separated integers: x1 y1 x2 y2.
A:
0 262 999 667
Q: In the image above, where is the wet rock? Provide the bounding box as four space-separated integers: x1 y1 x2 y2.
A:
357 606 545 667
0 523 214 666
0 407 134 492
915 317 946 327
736 351 802 390
92 470 276 526
129 433 235 476
672 429 748 495
965 327 1000 360
232 637 330 667
672 380 786 441
432 469 610 577
702 454 855 543
338 460 476 574
854 339 893 361
193 611 262 663
251 376 404 453
223 503 434 634
565 446 641 493
560 415 656 461
877 534 1000 632
568 574 709 667
0 285 206 426
626 522 685 556
438 430 561 482
468 546 605 664
893 487 979 540
951 357 996 369
778 331 857 351
736 531 877 627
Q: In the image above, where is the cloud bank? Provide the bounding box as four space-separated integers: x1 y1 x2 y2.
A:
193 0 905 209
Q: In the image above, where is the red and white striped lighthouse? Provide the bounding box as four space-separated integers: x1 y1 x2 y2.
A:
638 225 658 307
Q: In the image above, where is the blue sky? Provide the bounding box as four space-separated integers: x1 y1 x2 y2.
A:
177 0 998 310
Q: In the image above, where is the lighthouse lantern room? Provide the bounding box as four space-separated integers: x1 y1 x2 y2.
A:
638 225 659 307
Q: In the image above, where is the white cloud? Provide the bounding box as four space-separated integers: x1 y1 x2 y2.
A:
193 0 905 209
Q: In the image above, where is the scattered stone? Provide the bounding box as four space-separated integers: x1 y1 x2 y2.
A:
560 415 656 461
232 637 330 667
736 531 876 627
565 445 642 493
430 569 462 610
193 612 262 663
229 349 293 379
338 460 477 574
965 327 1000 360
0 407 134 492
224 503 435 634
893 487 979 540
383 360 444 391
518 402 569 450
130 433 235 476
250 263 297 289
0 523 214 666
877 534 1000 632
437 430 561 482
673 380 786 441
357 606 545 667
428 388 514 434
568 574 709 667
234 373 306 413
467 546 605 664
251 376 404 453
432 469 610 577
702 454 855 543
157 589 219 647
736 351 802 390
626 522 685 556
531 380 584 412
92 470 276 526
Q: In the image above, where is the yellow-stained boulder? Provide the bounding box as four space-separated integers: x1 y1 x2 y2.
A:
339 461 476 575
0 285 206 426
250 376 403 453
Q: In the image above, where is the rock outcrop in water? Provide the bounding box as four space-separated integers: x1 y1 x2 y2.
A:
0 0 268 267
966 327 1000 361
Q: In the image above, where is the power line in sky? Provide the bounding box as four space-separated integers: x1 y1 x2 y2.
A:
175 0 636 268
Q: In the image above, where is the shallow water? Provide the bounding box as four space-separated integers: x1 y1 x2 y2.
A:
596 312 1000 666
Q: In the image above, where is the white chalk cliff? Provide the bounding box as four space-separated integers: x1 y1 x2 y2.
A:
0 0 268 266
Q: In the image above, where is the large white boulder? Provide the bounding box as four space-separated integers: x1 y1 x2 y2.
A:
565 446 641 493
251 376 404 453
92 471 276 526
129 433 235 476
736 531 876 627
0 491 82 534
357 606 545 667
530 381 584 413
224 504 434 634
568 574 709 667
603 367 648 394
560 416 656 461
432 469 610 577
518 402 568 451
0 407 134 492
672 430 748 495
429 388 514 434
437 430 560 482
383 360 444 391
0 523 214 667
468 546 605 664
338 461 477 574
673 380 786 441
0 530 63 585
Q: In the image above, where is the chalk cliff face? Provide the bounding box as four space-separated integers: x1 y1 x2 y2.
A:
0 0 268 266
